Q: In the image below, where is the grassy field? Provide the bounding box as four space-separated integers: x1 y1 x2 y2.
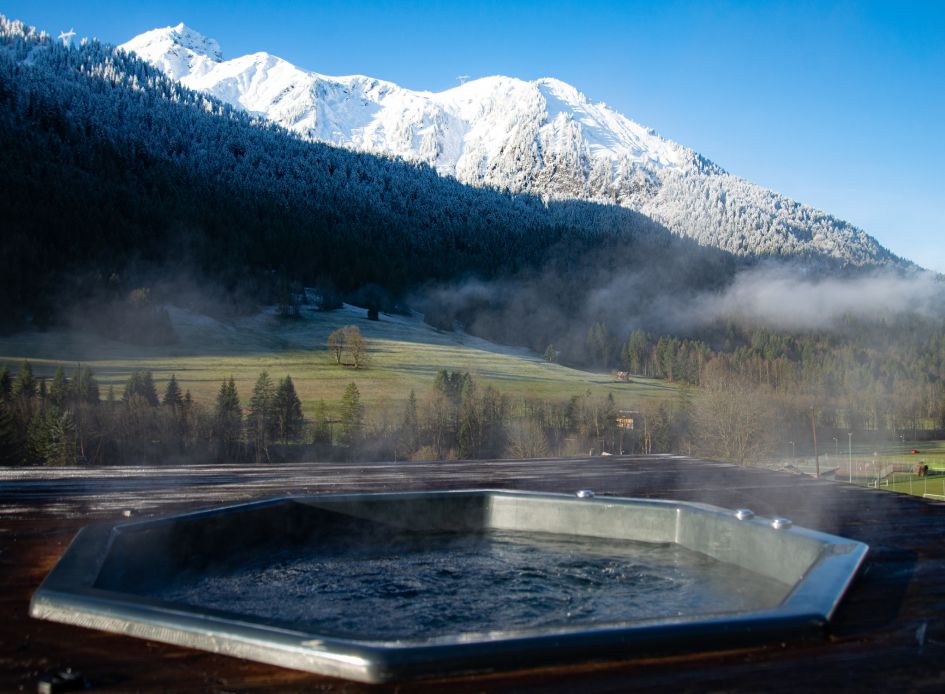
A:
0 304 679 419
882 473 945 498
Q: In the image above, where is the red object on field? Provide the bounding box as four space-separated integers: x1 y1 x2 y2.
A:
911 449 921 454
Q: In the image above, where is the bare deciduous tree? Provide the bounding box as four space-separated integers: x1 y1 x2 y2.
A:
692 361 775 465
326 328 344 365
326 325 369 368
343 325 369 369
506 419 549 459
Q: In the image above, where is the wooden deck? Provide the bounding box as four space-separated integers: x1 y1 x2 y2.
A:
2 456 944 692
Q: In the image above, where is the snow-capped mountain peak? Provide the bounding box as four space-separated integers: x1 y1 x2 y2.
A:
120 27 694 178
119 23 222 81
119 25 898 266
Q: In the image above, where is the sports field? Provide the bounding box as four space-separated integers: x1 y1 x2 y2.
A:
783 439 945 499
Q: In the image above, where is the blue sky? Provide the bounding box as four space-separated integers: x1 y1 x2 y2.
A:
7 1 944 269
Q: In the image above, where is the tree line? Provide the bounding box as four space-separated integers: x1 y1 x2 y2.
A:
6 344 936 469
0 361 670 466
613 316 945 435
563 314 945 465
0 362 304 465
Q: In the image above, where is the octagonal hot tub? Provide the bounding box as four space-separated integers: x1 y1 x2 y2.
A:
31 490 868 682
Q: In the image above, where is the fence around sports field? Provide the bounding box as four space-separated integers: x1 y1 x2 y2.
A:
833 458 945 498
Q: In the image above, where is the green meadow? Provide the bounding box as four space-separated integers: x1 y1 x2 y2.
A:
0 304 679 419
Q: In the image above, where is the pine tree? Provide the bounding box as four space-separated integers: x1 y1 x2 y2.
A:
311 400 331 445
0 399 21 464
0 366 12 401
400 389 419 456
26 410 51 465
11 360 35 399
123 370 158 406
162 374 183 408
624 329 650 375
433 369 450 398
159 374 185 454
49 366 70 411
339 383 364 449
42 410 78 466
273 375 303 444
248 371 276 462
433 369 468 405
74 366 100 404
180 388 195 443
213 376 242 461
585 322 612 369
141 371 158 406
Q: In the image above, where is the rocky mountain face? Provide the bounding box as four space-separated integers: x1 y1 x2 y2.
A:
121 24 899 266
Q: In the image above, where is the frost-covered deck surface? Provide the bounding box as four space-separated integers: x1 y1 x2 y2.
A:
2 456 944 692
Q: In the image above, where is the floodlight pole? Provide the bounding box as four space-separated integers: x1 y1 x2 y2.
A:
811 407 819 478
848 432 853 484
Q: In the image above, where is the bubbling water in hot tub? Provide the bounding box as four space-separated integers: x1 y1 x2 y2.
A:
149 529 788 640
31 490 869 683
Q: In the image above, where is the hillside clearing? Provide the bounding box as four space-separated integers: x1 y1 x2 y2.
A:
0 304 678 417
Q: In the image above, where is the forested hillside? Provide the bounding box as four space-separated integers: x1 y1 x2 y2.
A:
122 23 903 267
0 17 731 333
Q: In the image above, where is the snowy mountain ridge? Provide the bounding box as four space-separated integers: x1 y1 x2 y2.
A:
120 24 899 266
